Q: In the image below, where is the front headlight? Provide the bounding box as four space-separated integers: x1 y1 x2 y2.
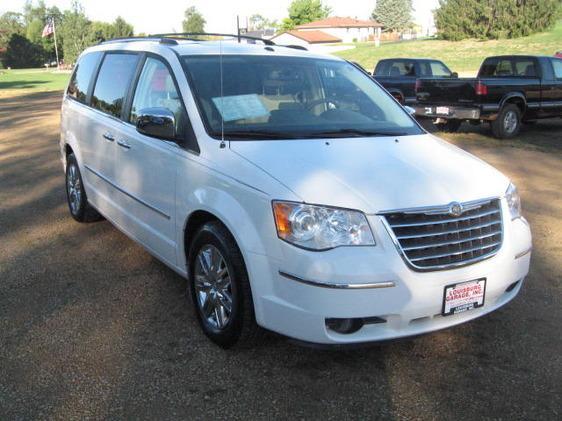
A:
272 201 375 250
505 182 522 219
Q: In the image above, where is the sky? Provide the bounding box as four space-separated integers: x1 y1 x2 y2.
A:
1 0 439 34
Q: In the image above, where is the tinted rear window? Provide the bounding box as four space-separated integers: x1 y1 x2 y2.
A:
479 57 537 78
67 52 101 103
91 53 140 118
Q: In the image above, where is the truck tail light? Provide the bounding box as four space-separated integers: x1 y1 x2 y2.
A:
415 78 422 93
476 81 488 96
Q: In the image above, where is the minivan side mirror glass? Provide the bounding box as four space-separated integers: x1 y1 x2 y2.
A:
136 107 176 140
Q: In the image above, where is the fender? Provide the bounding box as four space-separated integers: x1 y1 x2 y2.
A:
499 92 527 112
178 185 273 271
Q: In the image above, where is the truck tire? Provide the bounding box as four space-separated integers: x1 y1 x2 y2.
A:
491 104 521 139
435 119 462 133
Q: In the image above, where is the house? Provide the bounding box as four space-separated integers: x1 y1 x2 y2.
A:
271 30 342 48
295 17 383 43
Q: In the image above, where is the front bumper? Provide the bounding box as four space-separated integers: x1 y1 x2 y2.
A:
245 209 532 345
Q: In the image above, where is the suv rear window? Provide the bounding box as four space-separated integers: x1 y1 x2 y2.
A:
67 52 102 103
91 53 140 118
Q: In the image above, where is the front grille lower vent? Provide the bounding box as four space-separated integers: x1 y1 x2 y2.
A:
382 198 503 270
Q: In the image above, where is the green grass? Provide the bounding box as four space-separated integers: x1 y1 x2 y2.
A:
0 68 70 97
336 21 562 75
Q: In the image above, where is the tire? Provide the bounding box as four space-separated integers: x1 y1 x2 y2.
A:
491 104 521 139
188 221 259 348
435 119 462 133
65 154 103 222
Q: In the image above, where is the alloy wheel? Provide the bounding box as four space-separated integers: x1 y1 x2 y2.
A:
193 245 233 330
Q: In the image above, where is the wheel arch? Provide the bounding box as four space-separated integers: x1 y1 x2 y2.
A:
500 93 527 114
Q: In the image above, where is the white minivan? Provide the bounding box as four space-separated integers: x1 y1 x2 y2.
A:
60 35 532 348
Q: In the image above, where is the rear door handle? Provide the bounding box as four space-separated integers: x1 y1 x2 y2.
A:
117 139 131 149
102 132 114 142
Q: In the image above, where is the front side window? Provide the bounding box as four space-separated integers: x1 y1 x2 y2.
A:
67 51 101 103
91 53 139 118
129 57 185 139
183 55 422 139
429 61 452 77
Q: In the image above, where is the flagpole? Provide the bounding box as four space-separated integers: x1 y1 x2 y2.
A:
52 17 60 70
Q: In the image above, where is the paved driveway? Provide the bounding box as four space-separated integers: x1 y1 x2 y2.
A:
1 92 560 420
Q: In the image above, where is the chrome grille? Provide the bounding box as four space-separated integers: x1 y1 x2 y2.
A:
382 198 503 271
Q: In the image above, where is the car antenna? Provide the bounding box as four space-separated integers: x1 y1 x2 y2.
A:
219 38 226 149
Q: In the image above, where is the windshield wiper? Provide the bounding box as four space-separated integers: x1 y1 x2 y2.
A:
216 130 301 140
311 129 410 138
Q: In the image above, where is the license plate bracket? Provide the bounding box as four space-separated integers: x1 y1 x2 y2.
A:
442 278 486 316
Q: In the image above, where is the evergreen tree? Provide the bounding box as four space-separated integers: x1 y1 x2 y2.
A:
5 33 44 68
182 6 206 33
435 0 561 40
372 0 413 32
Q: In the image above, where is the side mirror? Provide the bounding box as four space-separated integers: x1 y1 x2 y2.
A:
136 107 176 140
404 105 416 116
451 72 459 78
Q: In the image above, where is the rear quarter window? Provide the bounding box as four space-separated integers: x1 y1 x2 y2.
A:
67 52 102 103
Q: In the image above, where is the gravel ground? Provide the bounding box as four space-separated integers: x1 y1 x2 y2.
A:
1 92 561 420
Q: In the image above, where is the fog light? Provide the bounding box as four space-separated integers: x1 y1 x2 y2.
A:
325 318 363 334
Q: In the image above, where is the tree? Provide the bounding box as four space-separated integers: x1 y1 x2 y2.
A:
60 1 95 64
248 14 277 31
112 16 134 38
371 0 413 32
434 0 561 41
5 33 44 68
281 0 331 30
182 6 206 33
0 12 25 50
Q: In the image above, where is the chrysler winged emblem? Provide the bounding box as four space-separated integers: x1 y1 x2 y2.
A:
449 202 463 217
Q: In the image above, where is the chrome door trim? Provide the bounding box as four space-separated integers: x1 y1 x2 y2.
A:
84 165 171 220
279 271 396 289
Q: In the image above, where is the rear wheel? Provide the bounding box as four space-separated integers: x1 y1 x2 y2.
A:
188 221 259 348
491 104 521 139
435 119 462 133
65 154 103 222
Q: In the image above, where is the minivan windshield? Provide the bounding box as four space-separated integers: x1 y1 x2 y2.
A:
182 55 423 139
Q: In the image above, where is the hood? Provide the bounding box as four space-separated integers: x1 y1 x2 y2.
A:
230 135 509 214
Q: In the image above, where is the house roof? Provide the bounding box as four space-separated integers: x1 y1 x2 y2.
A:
274 30 342 44
296 17 383 29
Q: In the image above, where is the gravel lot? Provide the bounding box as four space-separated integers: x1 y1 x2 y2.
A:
1 92 560 420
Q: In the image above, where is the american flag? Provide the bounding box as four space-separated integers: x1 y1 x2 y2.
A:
42 18 54 38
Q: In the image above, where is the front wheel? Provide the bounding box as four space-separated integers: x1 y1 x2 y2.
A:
188 221 259 348
65 154 103 222
491 104 521 139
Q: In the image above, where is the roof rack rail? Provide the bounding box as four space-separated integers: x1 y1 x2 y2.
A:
152 32 276 46
283 45 308 51
99 36 169 45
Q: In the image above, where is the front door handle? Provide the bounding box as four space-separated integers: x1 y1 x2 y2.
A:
117 139 131 149
102 132 114 142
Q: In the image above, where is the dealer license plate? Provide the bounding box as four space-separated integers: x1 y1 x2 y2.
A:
442 279 486 316
436 106 450 115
